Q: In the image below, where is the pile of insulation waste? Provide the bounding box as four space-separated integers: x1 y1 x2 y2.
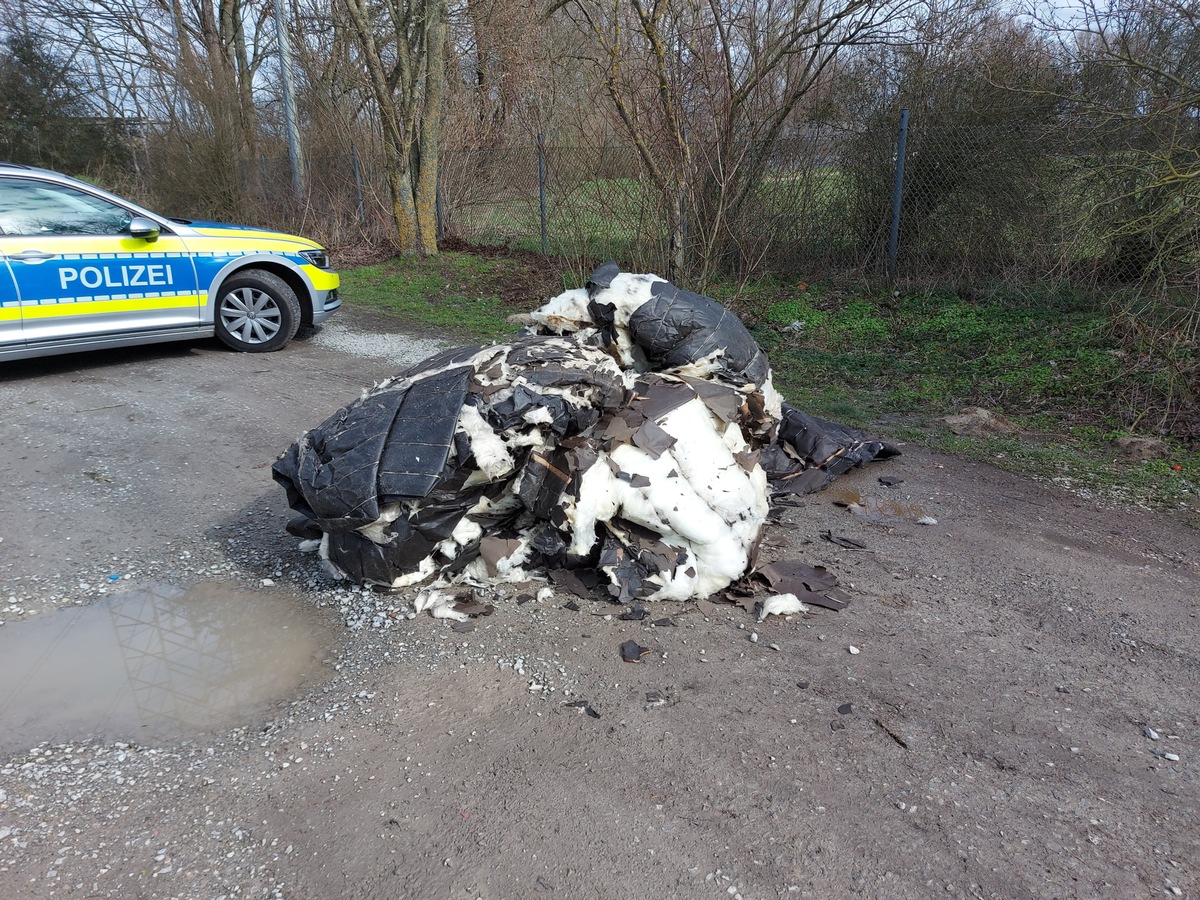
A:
272 263 897 612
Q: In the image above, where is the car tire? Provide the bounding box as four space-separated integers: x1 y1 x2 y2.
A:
214 270 302 352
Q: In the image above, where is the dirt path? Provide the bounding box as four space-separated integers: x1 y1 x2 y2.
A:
1 315 1196 899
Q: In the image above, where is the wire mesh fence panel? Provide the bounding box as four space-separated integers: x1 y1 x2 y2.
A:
233 152 396 250
123 114 1195 290
541 145 671 271
438 146 543 247
690 127 890 279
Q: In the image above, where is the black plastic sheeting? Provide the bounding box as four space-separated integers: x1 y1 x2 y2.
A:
272 263 898 598
587 260 770 388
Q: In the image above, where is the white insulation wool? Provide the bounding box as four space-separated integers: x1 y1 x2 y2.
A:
563 398 767 601
758 593 808 621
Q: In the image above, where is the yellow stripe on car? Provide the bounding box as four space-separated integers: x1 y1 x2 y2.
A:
20 296 203 318
189 228 319 247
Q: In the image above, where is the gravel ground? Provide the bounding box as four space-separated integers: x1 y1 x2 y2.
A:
1 310 1197 899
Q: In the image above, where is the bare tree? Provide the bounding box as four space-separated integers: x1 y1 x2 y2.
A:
1033 0 1199 433
547 0 914 280
1056 0 1199 285
341 0 446 254
16 0 270 214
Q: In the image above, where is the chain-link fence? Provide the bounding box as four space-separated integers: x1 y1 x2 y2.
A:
133 112 1194 288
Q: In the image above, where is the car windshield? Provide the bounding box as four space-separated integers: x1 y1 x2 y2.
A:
0 178 134 236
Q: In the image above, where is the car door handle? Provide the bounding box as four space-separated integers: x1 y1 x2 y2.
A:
8 250 59 262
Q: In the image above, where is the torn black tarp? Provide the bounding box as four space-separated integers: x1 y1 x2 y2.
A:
273 262 898 607
767 406 900 490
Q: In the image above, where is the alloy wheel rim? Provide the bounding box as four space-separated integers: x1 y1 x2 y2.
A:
220 287 282 344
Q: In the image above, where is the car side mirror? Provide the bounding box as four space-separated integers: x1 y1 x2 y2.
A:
129 216 160 242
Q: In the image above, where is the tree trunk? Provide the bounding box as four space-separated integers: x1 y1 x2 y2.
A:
342 0 442 256
415 0 446 254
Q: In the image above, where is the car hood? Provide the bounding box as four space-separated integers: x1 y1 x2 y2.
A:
172 219 323 249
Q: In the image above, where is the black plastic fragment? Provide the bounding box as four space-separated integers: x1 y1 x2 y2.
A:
773 404 901 482
564 700 601 719
379 367 472 499
628 280 771 387
620 640 648 662
820 530 869 550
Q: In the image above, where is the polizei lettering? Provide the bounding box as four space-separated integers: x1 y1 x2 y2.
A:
60 263 175 292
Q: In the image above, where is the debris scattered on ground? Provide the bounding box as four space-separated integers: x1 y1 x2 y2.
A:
757 593 807 621
821 531 870 551
564 700 601 719
273 263 897 614
943 406 1021 437
620 640 649 662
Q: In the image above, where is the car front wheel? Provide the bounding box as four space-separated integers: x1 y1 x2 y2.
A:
214 270 302 352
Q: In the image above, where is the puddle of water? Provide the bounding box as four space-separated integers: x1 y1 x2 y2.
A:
830 490 928 525
0 581 335 755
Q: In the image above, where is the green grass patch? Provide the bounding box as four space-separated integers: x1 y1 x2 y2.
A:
339 251 538 342
752 284 1128 426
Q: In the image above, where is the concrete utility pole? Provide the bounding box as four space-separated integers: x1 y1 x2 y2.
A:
272 0 305 197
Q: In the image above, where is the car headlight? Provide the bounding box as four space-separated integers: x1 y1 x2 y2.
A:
299 249 330 268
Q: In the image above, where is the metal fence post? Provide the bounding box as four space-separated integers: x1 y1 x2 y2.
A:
537 132 548 255
272 0 305 198
350 142 366 226
886 107 910 280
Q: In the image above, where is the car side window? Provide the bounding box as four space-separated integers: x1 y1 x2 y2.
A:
0 178 133 237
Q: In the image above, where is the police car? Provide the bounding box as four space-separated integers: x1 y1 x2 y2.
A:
0 163 340 361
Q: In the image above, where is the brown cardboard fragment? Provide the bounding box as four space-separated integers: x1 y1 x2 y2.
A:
757 560 838 593
735 450 761 472
679 375 742 423
549 567 599 598
631 420 677 458
452 595 495 617
802 591 849 611
479 536 523 577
